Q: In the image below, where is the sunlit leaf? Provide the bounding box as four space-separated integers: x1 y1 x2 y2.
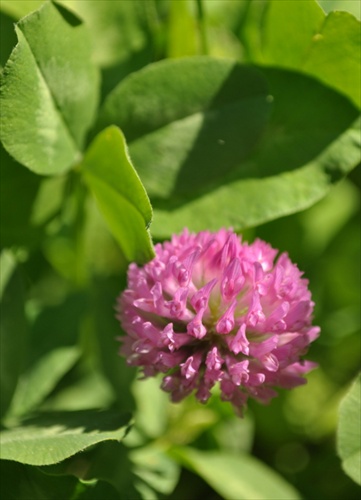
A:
80 126 154 264
98 57 271 199
0 1 99 174
244 0 361 108
337 373 361 485
0 10 17 68
97 57 359 237
152 113 360 237
0 410 132 466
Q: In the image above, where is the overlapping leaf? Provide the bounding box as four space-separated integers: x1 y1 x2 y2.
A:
0 1 99 174
80 126 155 264
0 410 131 466
242 0 361 108
98 56 359 237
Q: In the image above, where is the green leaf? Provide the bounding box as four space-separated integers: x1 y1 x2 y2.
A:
0 266 27 420
152 116 360 236
0 410 132 466
0 1 99 174
99 57 359 236
337 373 361 485
8 346 81 418
245 0 361 108
40 363 115 412
98 57 271 199
171 447 301 500
60 0 151 69
59 0 154 98
0 461 79 500
318 0 361 20
80 126 155 264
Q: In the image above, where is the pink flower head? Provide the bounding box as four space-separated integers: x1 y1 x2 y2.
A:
116 229 319 415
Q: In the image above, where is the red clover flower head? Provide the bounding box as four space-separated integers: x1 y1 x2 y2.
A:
116 228 319 415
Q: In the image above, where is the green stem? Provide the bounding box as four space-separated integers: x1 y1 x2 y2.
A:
196 0 209 55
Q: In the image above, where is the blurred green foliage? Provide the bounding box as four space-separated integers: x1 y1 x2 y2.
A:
0 1 360 499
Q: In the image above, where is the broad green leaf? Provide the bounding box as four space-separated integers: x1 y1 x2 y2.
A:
172 447 301 500
337 373 361 485
261 0 325 67
98 57 271 199
0 1 99 174
245 0 361 108
0 410 132 466
99 56 359 236
8 346 80 417
80 126 155 264
302 11 361 109
0 266 27 419
152 116 360 236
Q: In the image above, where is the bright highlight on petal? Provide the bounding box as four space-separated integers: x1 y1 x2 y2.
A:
116 228 319 415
